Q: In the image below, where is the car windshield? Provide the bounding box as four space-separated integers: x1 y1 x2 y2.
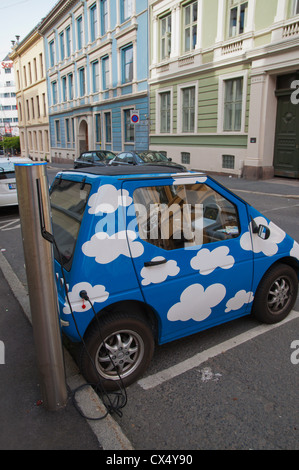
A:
136 151 169 163
0 161 15 179
101 151 116 161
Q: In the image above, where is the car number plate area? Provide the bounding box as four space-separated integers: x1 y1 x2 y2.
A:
8 183 16 190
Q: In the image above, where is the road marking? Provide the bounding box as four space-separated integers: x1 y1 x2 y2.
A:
231 188 299 200
0 218 20 231
138 310 299 390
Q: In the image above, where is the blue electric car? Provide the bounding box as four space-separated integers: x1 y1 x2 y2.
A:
50 166 299 390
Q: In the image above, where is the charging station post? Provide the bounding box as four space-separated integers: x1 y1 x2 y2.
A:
15 162 67 411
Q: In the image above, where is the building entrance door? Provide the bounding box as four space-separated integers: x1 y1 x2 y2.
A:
274 74 299 178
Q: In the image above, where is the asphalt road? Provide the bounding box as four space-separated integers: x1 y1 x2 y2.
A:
0 166 298 450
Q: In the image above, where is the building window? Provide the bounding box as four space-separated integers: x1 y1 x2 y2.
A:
90 3 98 42
66 26 72 57
52 81 58 105
79 67 85 97
183 1 198 52
39 53 44 78
77 15 83 50
102 56 109 90
55 120 61 143
222 154 235 169
121 0 132 23
160 14 171 60
182 86 195 133
293 0 299 15
95 114 101 143
181 152 190 165
124 109 134 142
36 95 40 118
49 40 55 67
160 91 171 133
122 44 133 84
104 112 111 143
68 73 74 100
101 0 108 35
223 77 243 131
228 1 248 37
62 76 67 101
92 60 99 93
60 31 65 60
65 118 71 143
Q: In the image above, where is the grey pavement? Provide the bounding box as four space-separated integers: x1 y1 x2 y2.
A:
0 161 298 450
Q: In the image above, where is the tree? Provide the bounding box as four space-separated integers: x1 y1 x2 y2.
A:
1 137 20 154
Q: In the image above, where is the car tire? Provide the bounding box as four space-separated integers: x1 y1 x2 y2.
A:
79 310 155 391
252 263 298 324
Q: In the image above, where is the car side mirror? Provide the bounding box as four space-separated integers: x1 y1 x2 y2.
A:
257 225 270 240
251 218 270 240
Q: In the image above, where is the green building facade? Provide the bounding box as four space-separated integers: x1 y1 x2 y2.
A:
149 0 299 179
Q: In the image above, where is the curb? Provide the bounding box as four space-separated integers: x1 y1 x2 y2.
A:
0 250 133 451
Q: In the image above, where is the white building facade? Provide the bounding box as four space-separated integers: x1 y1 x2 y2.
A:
0 56 19 138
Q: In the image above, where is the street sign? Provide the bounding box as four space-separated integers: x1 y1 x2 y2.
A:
130 110 140 124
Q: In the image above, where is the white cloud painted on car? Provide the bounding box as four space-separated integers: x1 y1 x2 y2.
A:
240 216 286 256
225 290 254 313
190 246 235 275
82 230 144 264
167 283 226 322
140 257 180 286
290 240 299 260
63 282 109 314
87 184 132 214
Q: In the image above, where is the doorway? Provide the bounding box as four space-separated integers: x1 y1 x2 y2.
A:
274 74 299 178
78 119 89 154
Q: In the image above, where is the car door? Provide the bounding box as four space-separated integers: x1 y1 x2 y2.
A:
122 174 254 344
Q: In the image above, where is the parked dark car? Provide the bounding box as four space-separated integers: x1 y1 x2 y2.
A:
74 150 116 169
109 150 186 170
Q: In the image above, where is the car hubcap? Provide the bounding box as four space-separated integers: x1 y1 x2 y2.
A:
268 276 291 313
96 330 144 381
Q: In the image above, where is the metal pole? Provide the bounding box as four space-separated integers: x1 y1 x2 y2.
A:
15 162 68 411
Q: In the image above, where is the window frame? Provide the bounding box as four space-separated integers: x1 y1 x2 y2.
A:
123 108 135 143
77 15 84 50
228 1 248 38
121 0 132 23
91 60 100 93
102 55 110 90
49 40 55 67
183 0 198 53
101 0 108 35
121 43 133 84
160 13 172 61
79 67 86 97
157 88 172 134
217 71 248 134
90 3 98 42
177 82 198 134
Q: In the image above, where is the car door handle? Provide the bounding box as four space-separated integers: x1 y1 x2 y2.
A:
144 258 167 267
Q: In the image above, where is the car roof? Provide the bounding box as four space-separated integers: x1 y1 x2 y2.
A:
61 165 205 178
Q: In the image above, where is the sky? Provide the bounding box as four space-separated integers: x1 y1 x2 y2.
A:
0 0 59 61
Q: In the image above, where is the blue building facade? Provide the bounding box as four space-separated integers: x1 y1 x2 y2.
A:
39 0 149 162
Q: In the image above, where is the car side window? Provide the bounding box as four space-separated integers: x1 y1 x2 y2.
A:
133 183 240 250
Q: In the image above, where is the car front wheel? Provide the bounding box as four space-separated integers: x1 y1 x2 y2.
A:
252 263 298 324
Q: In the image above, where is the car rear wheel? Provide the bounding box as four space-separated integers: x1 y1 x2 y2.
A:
252 264 298 324
79 311 155 391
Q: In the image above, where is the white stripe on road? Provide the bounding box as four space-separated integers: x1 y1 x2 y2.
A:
138 310 299 390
